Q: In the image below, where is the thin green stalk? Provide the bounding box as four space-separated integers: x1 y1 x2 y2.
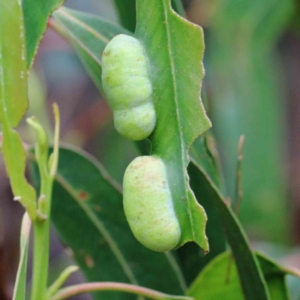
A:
30 104 60 300
47 266 79 298
31 177 53 300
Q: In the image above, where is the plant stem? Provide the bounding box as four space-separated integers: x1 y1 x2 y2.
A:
31 177 53 300
51 282 193 300
30 104 60 300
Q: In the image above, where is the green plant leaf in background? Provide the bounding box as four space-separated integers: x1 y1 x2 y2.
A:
52 7 130 92
23 0 65 68
190 134 222 189
12 213 31 300
190 161 270 300
208 0 294 242
30 146 187 300
112 0 185 32
0 0 36 220
188 251 289 300
113 0 136 32
171 0 185 17
176 160 225 286
176 134 226 285
135 0 211 251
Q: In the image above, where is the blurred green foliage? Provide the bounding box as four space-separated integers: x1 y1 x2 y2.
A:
206 0 294 243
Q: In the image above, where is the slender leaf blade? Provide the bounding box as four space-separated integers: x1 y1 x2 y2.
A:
0 0 27 127
176 161 226 285
2 127 36 218
135 0 211 251
190 160 270 300
13 213 32 300
113 0 136 32
189 134 222 189
0 0 36 219
23 0 65 68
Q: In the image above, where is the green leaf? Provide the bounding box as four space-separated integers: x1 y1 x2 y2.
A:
1 127 37 218
112 0 185 31
176 161 226 285
52 7 130 91
135 0 211 251
171 0 185 16
30 146 187 300
190 161 270 300
188 252 289 300
0 0 27 127
113 0 136 32
23 0 65 68
189 133 222 189
256 253 290 300
0 0 36 220
13 213 32 300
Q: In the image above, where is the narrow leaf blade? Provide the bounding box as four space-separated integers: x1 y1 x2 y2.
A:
0 0 27 127
135 0 211 251
191 161 270 300
176 161 225 285
2 127 36 218
23 0 65 68
113 0 136 32
0 0 36 219
13 213 32 300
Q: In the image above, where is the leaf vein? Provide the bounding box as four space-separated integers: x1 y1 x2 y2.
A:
55 172 139 286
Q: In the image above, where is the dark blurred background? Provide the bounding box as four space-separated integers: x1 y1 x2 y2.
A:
1 0 300 299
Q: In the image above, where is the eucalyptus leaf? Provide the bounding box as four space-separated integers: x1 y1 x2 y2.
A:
176 162 226 286
23 0 65 68
190 161 270 300
12 213 31 300
113 0 136 32
135 0 211 251
189 134 222 189
0 0 27 127
113 0 185 31
0 0 36 219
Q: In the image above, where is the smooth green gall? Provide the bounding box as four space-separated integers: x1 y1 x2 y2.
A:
101 34 156 141
123 156 181 252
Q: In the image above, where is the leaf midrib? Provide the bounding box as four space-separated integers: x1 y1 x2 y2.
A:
162 0 196 241
59 8 110 43
53 18 103 66
162 0 185 166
